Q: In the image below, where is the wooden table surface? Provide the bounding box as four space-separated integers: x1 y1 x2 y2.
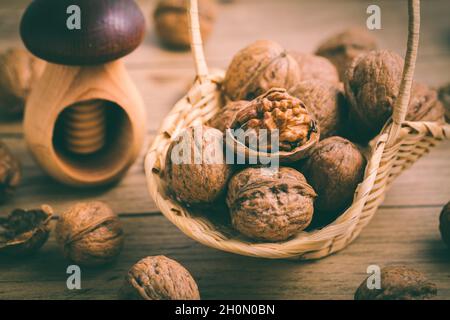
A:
0 0 449 300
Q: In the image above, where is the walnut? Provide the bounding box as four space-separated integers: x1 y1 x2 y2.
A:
0 47 45 118
120 256 200 300
407 82 445 123
289 80 346 139
227 88 319 163
316 27 378 80
223 40 300 101
0 140 21 203
345 50 404 142
207 100 249 132
226 167 316 241
355 266 437 300
303 136 366 226
290 52 339 84
438 83 450 122
153 0 217 49
440 201 450 249
55 201 124 266
0 205 53 256
165 125 233 205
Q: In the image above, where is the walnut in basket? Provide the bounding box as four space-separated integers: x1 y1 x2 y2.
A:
226 88 319 163
227 167 316 241
290 52 339 84
438 83 450 122
120 256 200 300
0 47 45 118
289 80 347 139
223 40 300 101
316 27 378 80
303 136 366 226
440 201 450 249
153 0 217 49
207 100 249 132
165 125 233 205
355 266 437 300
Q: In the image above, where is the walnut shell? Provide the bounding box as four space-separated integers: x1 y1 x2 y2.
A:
440 201 450 249
316 27 378 80
345 50 404 141
154 0 217 49
290 52 339 84
407 82 445 122
226 88 319 163
355 266 437 300
207 100 249 132
227 167 316 241
0 140 21 203
438 83 450 122
0 205 53 256
0 47 45 118
223 40 300 101
303 136 366 226
289 80 346 139
55 201 124 266
120 256 200 300
165 125 233 205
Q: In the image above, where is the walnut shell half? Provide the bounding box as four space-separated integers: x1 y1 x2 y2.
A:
223 40 300 101
355 266 437 300
226 88 319 163
227 167 316 241
120 256 200 300
0 205 53 256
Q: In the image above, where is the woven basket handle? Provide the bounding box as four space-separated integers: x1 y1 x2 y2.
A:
187 0 421 146
188 0 209 83
386 0 421 147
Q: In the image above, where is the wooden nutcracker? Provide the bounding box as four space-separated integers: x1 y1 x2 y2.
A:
20 0 147 187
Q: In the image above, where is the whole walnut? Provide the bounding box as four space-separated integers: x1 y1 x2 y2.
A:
120 256 200 300
223 40 300 101
345 50 404 142
0 205 53 256
227 167 316 241
207 100 248 132
165 125 232 205
290 52 339 84
0 140 21 203
438 83 450 122
226 88 319 163
0 47 45 118
154 0 217 49
355 266 437 300
303 136 366 226
316 27 378 80
55 201 124 266
407 82 445 123
440 201 450 249
289 80 346 139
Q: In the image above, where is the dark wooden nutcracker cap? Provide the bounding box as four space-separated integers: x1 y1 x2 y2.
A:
20 0 146 65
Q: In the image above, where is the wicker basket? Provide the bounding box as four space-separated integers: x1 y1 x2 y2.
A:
145 0 450 260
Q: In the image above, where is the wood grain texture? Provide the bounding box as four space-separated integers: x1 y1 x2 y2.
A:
0 0 449 300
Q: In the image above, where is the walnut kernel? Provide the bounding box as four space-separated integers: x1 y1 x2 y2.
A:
355 266 437 300
227 167 316 241
120 256 200 300
223 40 300 101
55 201 124 266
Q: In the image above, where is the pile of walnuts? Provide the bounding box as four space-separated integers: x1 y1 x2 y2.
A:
164 28 447 242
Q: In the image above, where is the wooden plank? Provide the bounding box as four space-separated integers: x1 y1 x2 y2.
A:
0 207 448 300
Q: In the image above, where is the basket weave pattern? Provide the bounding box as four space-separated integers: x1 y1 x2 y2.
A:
145 0 450 260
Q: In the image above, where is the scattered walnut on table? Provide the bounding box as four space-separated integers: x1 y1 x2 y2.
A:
289 79 347 139
0 205 53 256
55 201 124 266
223 40 300 101
226 167 316 241
355 266 437 300
120 256 200 300
316 27 378 80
